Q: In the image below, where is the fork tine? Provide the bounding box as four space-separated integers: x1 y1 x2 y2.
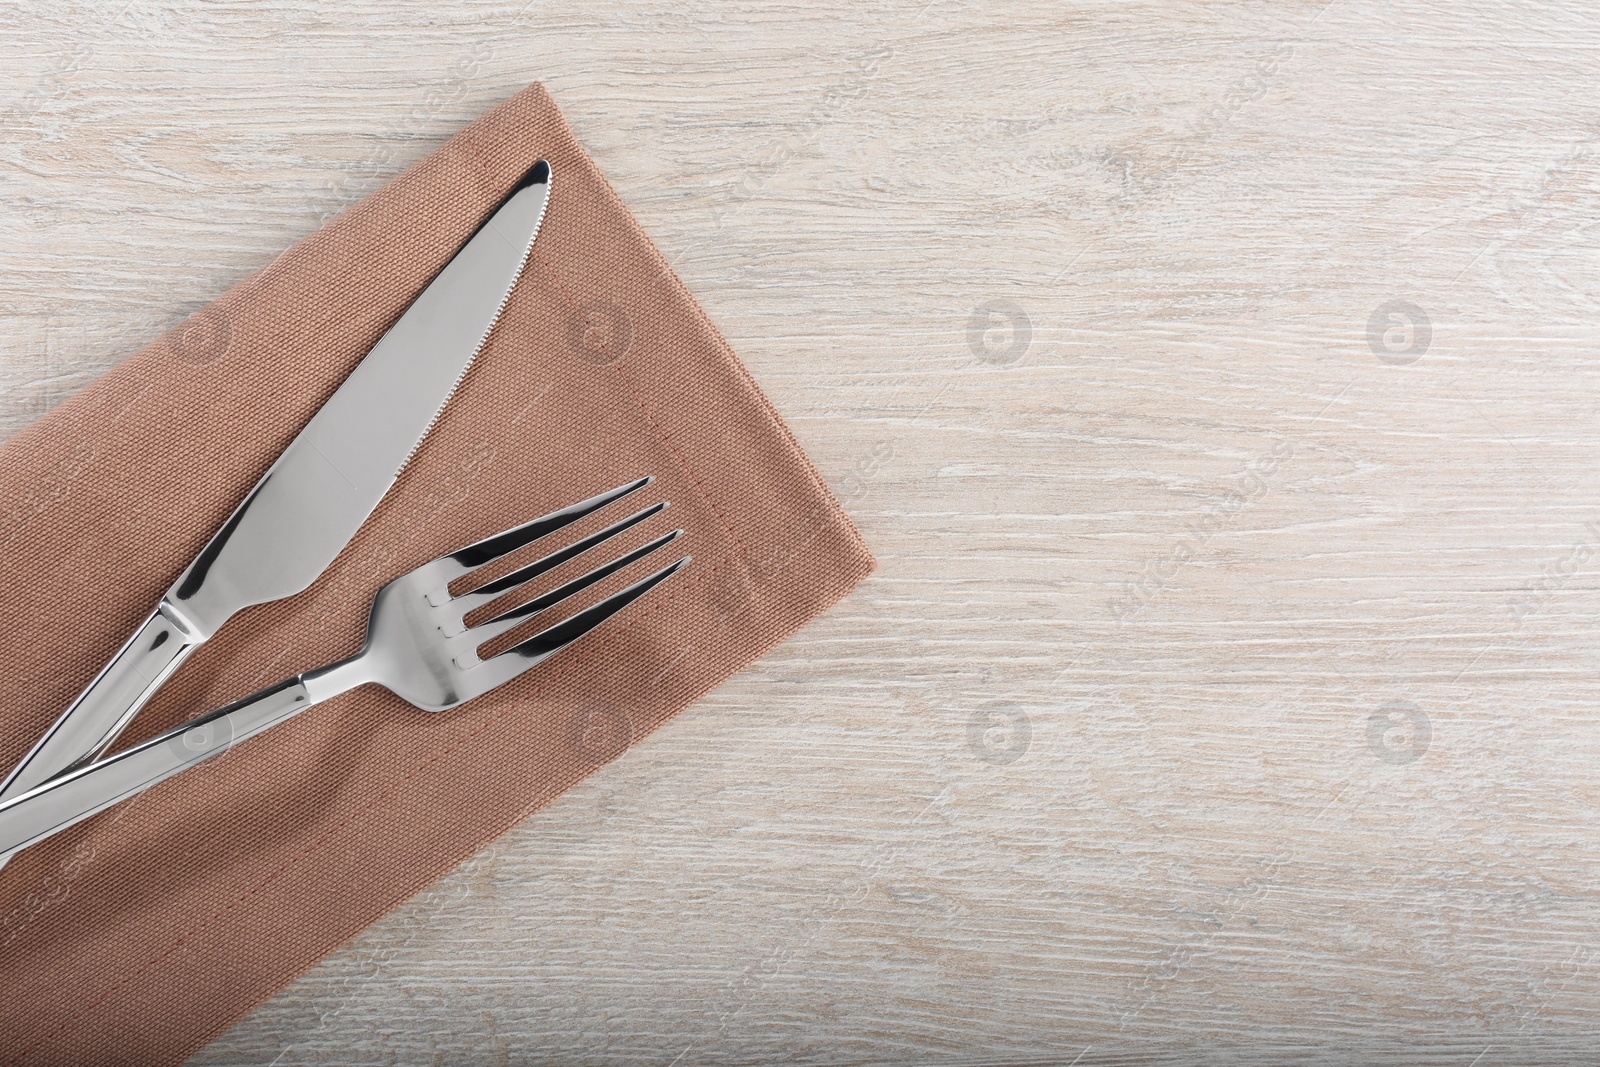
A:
476 555 692 682
444 476 653 574
453 501 669 615
463 529 684 653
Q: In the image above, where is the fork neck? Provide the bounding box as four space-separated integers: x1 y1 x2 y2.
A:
300 653 377 704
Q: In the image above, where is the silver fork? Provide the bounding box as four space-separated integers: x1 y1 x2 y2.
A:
0 477 689 857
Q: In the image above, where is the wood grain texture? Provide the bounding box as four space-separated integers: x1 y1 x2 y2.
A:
4 0 1600 1063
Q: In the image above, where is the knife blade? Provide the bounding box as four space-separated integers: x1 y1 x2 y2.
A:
0 159 552 817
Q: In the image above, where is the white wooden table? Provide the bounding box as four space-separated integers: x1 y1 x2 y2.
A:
4 1 1600 1063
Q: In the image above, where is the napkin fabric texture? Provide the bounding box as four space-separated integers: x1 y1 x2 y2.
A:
0 83 872 1065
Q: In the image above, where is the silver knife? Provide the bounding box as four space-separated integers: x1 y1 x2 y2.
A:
0 159 552 828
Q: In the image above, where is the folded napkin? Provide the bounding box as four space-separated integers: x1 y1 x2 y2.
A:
0 84 872 1065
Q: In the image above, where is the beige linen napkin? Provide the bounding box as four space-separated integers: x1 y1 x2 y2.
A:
0 83 873 1065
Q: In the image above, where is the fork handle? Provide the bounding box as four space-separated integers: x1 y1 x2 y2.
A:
0 601 202 804
0 677 315 857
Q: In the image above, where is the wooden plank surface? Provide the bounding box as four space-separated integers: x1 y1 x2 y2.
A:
4 0 1600 1063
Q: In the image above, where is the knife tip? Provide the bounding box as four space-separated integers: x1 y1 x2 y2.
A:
513 159 550 192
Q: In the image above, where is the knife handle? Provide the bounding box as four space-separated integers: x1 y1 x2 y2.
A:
0 601 201 803
0 677 313 857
